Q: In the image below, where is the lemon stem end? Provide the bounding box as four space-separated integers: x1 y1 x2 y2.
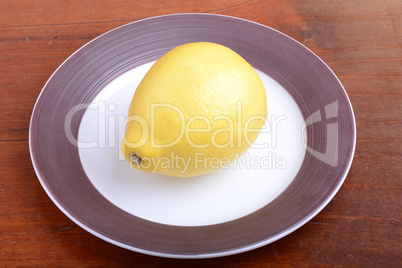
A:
129 153 142 165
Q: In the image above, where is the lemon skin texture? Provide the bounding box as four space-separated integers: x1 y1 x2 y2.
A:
121 42 267 177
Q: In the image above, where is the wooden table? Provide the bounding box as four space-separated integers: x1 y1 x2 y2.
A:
1 0 401 266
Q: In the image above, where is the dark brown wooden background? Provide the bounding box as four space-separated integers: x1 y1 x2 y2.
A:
1 0 401 266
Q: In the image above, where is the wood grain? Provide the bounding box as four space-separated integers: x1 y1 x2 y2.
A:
1 0 401 266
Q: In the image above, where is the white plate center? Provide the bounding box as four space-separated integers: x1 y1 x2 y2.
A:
78 61 306 226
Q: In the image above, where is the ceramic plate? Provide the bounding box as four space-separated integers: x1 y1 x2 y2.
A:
29 14 356 258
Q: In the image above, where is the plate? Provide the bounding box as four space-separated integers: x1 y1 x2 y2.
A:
29 14 356 258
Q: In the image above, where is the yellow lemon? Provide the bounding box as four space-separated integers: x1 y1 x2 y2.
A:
121 42 267 177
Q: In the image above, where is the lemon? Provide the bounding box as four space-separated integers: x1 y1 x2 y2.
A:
121 42 267 177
